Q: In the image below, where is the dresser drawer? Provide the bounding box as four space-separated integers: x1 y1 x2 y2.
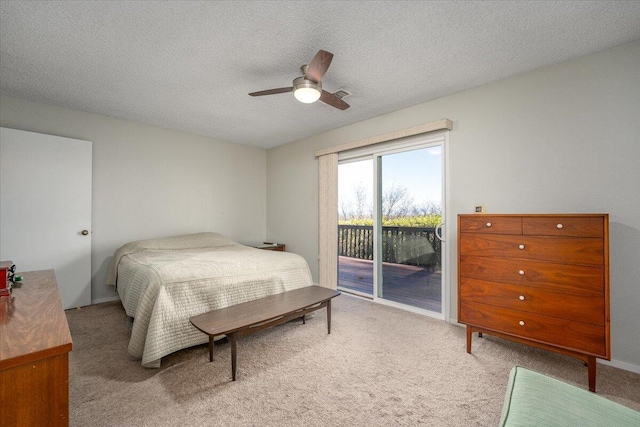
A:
522 216 604 238
459 300 606 356
459 278 605 326
459 255 604 296
459 234 604 265
459 216 522 235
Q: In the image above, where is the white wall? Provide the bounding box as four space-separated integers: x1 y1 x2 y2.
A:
266 40 640 368
0 96 267 303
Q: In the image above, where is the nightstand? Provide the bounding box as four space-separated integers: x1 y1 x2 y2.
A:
254 242 286 252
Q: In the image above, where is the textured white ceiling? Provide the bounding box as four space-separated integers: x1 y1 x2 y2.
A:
1 1 639 149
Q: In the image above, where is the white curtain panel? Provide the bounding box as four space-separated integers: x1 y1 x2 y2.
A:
318 153 338 289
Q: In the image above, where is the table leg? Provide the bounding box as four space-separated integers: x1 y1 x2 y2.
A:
230 332 238 381
466 326 472 354
302 314 306 325
327 298 332 334
209 336 214 362
587 355 596 393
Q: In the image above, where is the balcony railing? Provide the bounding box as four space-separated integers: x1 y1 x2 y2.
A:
338 225 441 268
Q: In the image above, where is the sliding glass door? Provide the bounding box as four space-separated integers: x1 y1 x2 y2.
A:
338 159 374 297
375 146 443 313
338 133 446 318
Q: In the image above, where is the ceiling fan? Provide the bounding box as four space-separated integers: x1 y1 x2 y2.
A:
249 50 350 110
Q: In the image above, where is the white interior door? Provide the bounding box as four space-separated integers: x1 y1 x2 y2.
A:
1 127 92 309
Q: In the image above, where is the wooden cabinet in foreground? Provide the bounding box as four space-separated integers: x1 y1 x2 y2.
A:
458 214 609 392
0 269 72 426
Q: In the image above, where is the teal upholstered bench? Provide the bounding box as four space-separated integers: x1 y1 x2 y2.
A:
500 366 640 427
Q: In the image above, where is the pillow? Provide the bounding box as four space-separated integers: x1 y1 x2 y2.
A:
105 232 238 286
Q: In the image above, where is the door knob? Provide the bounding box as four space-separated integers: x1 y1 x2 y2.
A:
81 230 89 235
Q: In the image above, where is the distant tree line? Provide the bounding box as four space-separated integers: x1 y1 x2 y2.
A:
339 183 442 227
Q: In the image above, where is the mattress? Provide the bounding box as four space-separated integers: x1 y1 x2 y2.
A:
106 232 313 367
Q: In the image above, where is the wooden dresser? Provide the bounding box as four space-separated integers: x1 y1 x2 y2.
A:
0 269 72 426
458 214 609 392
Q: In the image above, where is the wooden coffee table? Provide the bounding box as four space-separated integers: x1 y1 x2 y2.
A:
189 286 340 380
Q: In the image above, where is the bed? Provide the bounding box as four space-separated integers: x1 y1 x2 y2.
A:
105 232 314 367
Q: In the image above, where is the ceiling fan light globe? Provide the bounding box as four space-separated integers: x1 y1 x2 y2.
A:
292 77 322 103
294 87 321 103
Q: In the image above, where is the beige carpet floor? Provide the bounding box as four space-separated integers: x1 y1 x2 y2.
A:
66 294 640 426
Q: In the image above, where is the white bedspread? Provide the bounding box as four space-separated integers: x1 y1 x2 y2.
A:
106 233 313 367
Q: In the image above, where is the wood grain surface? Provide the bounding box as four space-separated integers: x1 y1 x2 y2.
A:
459 234 604 265
0 269 72 426
460 300 606 357
459 277 604 325
0 269 72 369
458 213 609 392
190 286 340 336
459 216 522 234
458 255 604 296
522 216 604 237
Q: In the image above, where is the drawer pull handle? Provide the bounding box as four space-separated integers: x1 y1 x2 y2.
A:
486 222 492 227
519 320 525 326
518 270 525 276
518 244 525 250
557 223 563 229
519 295 525 301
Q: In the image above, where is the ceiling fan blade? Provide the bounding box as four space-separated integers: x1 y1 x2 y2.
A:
305 50 333 83
320 90 350 110
249 87 293 96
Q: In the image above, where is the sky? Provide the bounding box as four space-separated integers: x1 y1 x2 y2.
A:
338 145 442 217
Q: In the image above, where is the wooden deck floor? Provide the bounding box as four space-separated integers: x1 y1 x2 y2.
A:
338 256 442 313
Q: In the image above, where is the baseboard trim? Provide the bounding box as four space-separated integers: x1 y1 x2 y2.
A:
598 358 640 374
91 295 120 305
448 318 465 327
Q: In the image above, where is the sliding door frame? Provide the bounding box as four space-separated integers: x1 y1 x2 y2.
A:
337 155 374 299
338 130 450 321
